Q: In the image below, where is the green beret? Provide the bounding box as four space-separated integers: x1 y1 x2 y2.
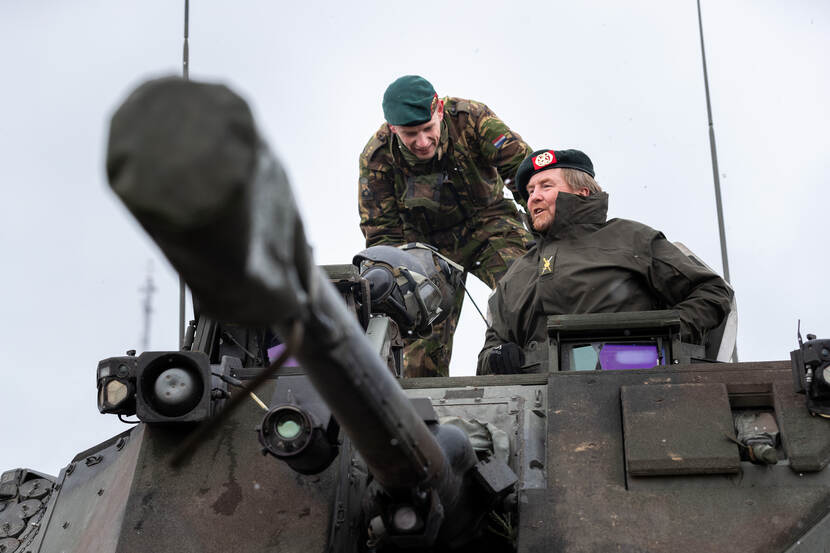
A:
382 75 437 126
515 149 595 202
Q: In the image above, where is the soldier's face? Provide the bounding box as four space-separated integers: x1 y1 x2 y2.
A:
526 169 587 232
390 102 444 160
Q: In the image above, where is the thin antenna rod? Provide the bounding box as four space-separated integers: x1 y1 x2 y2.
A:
140 261 156 351
183 0 189 80
178 0 190 348
457 277 489 328
696 0 731 283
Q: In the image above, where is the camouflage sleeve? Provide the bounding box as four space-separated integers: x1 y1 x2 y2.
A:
358 141 404 247
469 101 532 210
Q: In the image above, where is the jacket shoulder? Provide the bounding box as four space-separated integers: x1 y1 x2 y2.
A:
602 218 668 259
445 96 489 119
360 124 391 164
605 218 661 237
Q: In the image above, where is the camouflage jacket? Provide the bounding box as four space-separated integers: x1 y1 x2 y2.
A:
477 192 734 374
358 97 531 247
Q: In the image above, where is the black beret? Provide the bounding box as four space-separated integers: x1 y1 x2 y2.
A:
382 75 437 126
515 149 595 201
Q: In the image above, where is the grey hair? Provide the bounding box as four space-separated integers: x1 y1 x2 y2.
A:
562 168 602 195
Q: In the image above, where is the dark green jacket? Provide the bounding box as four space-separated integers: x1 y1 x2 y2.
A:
477 191 734 374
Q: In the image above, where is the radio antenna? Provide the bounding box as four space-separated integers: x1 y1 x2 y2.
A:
183 0 190 81
178 0 190 348
140 260 156 351
696 0 731 283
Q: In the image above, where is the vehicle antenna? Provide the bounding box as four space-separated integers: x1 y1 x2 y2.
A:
140 260 156 351
182 0 189 81
177 0 190 348
696 0 731 284
457 277 490 328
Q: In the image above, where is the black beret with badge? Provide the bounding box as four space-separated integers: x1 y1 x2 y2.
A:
382 75 438 127
515 149 595 201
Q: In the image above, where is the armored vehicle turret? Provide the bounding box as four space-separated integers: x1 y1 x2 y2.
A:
1 79 828 553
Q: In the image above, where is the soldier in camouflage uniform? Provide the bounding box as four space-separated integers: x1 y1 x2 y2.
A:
358 75 533 377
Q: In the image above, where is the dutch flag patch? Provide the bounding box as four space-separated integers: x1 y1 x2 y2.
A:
492 134 507 149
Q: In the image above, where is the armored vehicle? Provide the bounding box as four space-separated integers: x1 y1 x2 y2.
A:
1 79 828 553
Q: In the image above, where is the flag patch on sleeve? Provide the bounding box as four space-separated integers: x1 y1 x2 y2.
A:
492 134 507 149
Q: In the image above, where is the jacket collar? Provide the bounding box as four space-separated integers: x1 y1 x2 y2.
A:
538 191 609 241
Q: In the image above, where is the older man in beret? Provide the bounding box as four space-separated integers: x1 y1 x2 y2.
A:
477 148 734 375
359 75 533 377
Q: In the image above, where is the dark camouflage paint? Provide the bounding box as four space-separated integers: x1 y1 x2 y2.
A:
359 97 532 376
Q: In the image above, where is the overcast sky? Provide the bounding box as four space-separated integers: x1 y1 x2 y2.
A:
1 0 828 476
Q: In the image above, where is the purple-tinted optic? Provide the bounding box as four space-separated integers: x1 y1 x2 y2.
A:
267 343 300 367
599 344 659 371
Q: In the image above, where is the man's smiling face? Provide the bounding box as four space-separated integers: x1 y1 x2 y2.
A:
389 101 444 160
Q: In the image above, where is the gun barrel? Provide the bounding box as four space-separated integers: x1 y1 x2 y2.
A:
106 78 445 491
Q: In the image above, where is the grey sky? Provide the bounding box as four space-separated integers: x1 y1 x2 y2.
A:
1 0 828 476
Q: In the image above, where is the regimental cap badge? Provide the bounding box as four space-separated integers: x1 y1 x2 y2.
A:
516 148 595 202
516 150 594 201
532 150 557 170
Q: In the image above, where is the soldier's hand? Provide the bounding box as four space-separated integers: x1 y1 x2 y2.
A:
488 343 525 374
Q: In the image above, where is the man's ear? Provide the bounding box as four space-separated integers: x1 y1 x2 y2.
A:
388 124 398 135
436 99 444 120
576 187 591 197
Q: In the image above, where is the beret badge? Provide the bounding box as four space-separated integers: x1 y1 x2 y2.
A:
532 150 556 170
